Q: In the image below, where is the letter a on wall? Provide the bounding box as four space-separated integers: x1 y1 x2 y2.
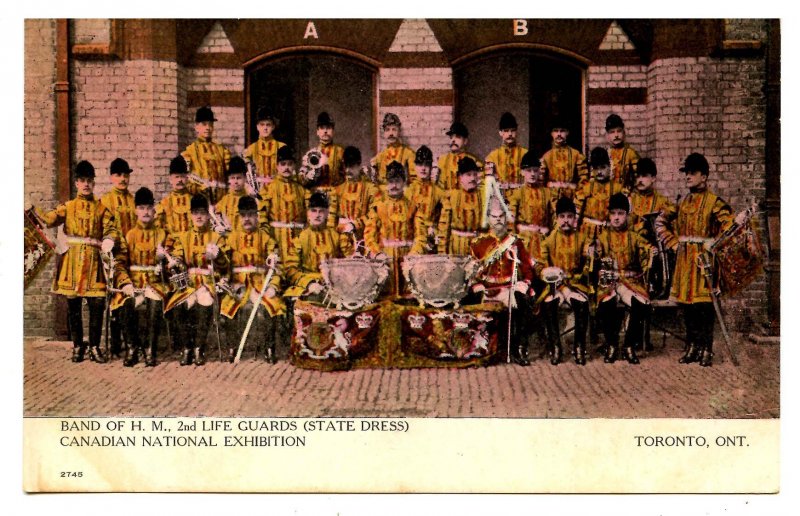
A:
304 22 319 39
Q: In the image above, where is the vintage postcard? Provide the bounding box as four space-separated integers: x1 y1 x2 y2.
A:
20 16 782 499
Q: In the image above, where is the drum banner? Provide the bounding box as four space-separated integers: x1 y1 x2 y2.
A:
24 209 55 289
716 219 765 296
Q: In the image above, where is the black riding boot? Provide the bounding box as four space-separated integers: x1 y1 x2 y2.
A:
67 298 87 362
544 300 562 365
87 297 107 363
571 299 589 365
598 300 620 364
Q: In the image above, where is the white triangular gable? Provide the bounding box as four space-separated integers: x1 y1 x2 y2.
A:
599 21 635 51
389 19 442 52
197 22 234 54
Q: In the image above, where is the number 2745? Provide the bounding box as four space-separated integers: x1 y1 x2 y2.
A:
60 472 83 478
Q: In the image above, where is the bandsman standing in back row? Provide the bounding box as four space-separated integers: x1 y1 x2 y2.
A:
541 117 588 200
604 114 640 190
244 107 286 187
372 113 417 184
655 153 746 367
182 106 231 204
436 122 484 191
485 112 527 193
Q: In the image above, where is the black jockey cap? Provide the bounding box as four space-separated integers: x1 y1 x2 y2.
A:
382 112 401 129
520 151 542 170
110 158 133 175
457 157 480 175
237 195 259 213
550 115 570 131
680 152 710 175
308 191 330 209
169 155 188 174
74 160 96 179
635 157 657 176
134 187 155 206
608 192 630 212
386 161 406 182
343 146 362 167
190 194 209 212
499 112 518 130
316 111 335 128
256 106 278 124
276 145 295 163
415 145 433 165
195 106 217 123
556 196 577 215
226 156 247 176
589 146 611 168
605 114 625 132
446 122 469 138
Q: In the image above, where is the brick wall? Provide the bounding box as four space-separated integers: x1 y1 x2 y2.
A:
646 56 768 329
586 64 650 156
23 19 59 338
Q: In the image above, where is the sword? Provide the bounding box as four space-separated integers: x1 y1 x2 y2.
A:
506 244 519 364
208 258 224 362
234 254 279 364
696 251 739 366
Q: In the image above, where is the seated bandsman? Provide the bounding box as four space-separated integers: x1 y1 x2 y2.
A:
243 106 286 186
595 193 654 365
30 160 120 363
260 146 310 261
508 150 556 265
182 106 231 203
111 187 169 367
468 195 535 366
371 113 417 184
575 147 623 231
220 196 285 364
214 156 251 233
541 117 588 199
437 157 487 256
284 192 354 301
436 123 484 191
406 145 446 254
484 112 527 193
164 194 230 366
335 146 381 244
364 161 426 296
539 197 593 365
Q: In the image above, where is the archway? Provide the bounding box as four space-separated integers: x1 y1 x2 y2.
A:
246 51 377 158
454 51 585 159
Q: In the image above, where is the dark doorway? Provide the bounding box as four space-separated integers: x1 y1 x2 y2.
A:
247 54 376 158
454 53 584 159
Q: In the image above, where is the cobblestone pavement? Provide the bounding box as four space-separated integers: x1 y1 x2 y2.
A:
23 334 779 419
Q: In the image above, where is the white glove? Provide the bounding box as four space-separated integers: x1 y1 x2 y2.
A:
122 284 135 297
205 243 220 260
342 221 356 234
306 282 325 295
156 245 167 260
101 238 115 253
514 281 529 294
471 283 487 294
734 211 748 227
264 286 277 299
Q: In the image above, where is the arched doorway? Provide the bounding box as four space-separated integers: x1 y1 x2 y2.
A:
454 52 585 159
246 52 377 157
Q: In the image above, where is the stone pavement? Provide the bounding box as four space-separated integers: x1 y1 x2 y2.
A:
23 333 779 419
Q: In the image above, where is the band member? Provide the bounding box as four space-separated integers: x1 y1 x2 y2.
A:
214 156 250 232
260 146 310 261
575 147 623 230
112 187 169 367
100 157 137 358
507 151 556 263
605 114 640 190
655 153 745 367
156 156 193 238
436 122 484 191
468 195 535 365
595 193 654 365
364 161 425 296
406 145 446 253
284 192 354 299
484 112 527 192
164 194 230 366
541 117 588 199
243 106 285 185
539 197 593 365
299 111 345 188
437 157 487 256
30 161 119 363
629 158 674 236
335 146 381 243
220 196 285 363
182 106 231 203
371 113 417 184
